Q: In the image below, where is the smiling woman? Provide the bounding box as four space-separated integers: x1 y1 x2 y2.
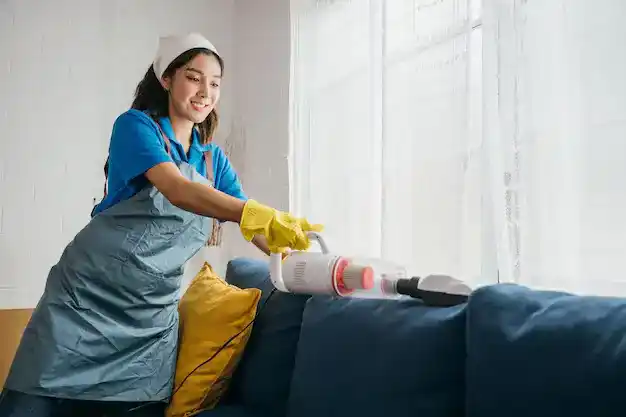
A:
95 35 233 220
0 32 322 417
0 309 32 386
131 36 224 152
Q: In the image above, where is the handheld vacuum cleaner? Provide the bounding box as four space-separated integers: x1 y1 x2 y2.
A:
269 232 472 307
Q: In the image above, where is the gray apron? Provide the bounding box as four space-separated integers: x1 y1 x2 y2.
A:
5 123 213 402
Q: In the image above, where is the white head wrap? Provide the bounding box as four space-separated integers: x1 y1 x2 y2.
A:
152 33 219 81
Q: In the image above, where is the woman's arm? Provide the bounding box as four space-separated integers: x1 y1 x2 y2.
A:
107 111 247 223
145 161 245 223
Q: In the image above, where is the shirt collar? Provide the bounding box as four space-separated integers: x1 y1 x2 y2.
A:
156 116 213 152
191 128 213 152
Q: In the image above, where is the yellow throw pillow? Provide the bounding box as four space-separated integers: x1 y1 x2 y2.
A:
166 262 262 417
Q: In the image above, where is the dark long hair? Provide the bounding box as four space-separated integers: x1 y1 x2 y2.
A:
131 47 224 145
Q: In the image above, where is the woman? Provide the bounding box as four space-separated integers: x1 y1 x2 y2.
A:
0 33 321 416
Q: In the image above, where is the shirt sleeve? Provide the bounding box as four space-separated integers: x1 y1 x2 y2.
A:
108 110 173 185
213 146 248 201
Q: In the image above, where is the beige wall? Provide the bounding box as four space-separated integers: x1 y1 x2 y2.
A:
0 309 33 387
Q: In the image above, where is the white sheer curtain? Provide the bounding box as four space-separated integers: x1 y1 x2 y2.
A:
485 0 626 295
290 0 489 286
290 0 626 294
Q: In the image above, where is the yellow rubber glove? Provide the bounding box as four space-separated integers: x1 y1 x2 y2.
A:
239 199 323 253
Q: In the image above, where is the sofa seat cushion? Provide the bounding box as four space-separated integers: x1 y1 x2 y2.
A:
224 258 310 416
197 405 280 417
286 296 467 417
466 284 626 417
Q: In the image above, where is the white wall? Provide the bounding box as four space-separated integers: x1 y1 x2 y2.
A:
0 0 239 308
220 0 292 262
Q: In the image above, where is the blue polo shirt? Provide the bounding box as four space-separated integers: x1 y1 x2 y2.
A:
92 109 247 217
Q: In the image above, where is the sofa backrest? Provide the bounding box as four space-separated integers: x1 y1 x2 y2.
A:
285 295 467 417
466 283 626 417
225 258 626 417
225 257 466 417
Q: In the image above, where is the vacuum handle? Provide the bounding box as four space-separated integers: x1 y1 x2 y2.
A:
305 231 329 254
269 232 329 292
269 253 288 292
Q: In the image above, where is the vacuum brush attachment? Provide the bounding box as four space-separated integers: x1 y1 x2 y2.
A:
394 275 472 307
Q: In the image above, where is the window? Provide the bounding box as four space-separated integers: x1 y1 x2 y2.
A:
290 0 626 296
290 0 489 286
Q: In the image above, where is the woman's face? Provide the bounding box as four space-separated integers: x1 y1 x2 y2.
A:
163 52 222 124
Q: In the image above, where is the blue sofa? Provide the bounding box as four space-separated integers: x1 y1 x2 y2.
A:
198 258 626 417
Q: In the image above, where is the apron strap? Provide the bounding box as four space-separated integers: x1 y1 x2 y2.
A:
154 122 173 155
102 119 172 198
204 148 222 247
204 150 214 186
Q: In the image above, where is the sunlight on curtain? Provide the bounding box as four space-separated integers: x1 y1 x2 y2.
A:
290 0 382 259
382 0 486 284
291 0 626 295
486 0 626 295
290 0 490 286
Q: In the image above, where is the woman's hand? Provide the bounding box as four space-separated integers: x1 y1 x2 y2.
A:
251 236 293 258
240 200 323 253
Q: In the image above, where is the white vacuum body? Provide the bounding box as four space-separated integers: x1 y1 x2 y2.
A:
269 232 473 305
